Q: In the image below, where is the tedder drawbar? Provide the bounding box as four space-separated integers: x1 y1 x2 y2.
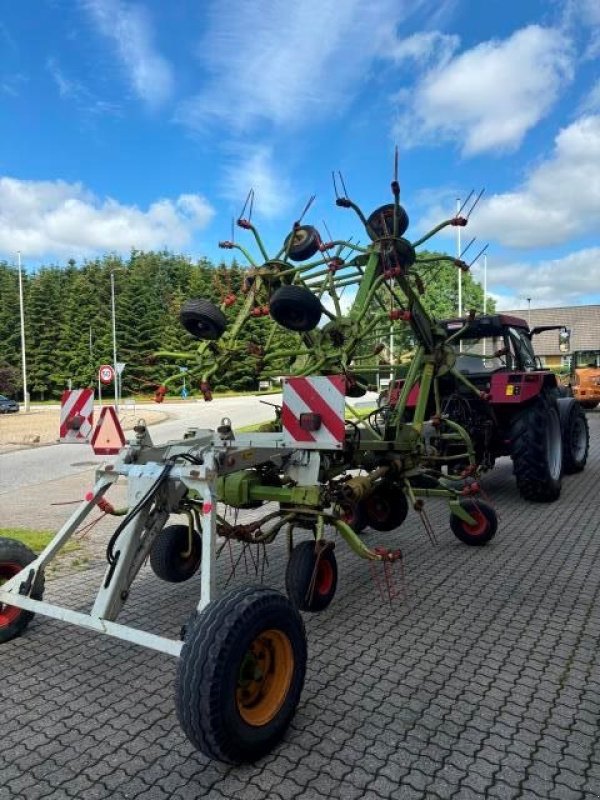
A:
1 165 501 763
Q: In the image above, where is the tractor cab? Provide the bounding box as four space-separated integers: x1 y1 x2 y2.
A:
442 314 544 375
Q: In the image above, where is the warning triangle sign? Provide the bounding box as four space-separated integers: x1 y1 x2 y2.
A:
90 406 126 455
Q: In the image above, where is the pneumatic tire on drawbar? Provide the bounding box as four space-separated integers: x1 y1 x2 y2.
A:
0 537 45 644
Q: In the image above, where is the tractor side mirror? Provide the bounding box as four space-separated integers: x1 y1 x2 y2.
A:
558 328 571 353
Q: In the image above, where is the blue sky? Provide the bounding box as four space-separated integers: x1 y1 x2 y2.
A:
1 0 599 310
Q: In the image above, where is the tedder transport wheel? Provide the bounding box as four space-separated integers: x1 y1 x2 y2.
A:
510 393 562 502
449 500 497 546
180 298 227 340
176 585 307 763
285 541 338 612
284 225 321 262
0 537 44 644
149 525 201 583
363 484 408 532
558 398 589 474
270 285 322 332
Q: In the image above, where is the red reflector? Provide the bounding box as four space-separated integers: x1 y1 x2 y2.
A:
300 412 321 431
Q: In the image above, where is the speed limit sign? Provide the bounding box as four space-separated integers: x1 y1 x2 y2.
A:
98 364 115 385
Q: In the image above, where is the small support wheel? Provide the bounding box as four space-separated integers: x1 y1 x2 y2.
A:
367 203 409 239
270 285 322 332
175 585 307 763
363 484 408 532
0 537 45 644
149 525 201 583
449 499 497 546
285 541 338 612
284 225 321 262
180 298 227 340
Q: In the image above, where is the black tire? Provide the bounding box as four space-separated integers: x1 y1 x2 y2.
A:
149 525 201 583
510 393 563 502
0 537 44 644
557 398 589 474
180 298 227 340
336 500 366 534
449 499 497 546
367 203 409 239
363 484 408 532
285 541 337 612
284 226 321 262
270 286 322 332
175 585 307 763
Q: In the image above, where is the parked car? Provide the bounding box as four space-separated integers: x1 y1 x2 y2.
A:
0 394 19 413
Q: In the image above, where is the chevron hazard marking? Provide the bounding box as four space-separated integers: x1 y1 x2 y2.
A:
282 376 346 449
59 389 94 443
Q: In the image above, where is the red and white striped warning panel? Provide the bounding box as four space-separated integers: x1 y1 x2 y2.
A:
90 406 126 455
59 389 94 443
282 375 346 450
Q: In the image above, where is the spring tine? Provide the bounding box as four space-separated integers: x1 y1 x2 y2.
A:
239 187 253 220
394 145 399 183
466 187 485 219
298 194 316 224
339 170 349 198
460 237 476 259
469 243 489 267
332 170 340 200
456 190 474 218
248 189 254 222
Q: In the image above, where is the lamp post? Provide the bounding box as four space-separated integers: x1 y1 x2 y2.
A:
17 252 29 411
110 270 125 412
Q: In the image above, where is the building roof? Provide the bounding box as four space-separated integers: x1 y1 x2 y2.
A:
502 305 600 355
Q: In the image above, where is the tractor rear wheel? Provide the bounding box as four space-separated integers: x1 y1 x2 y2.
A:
449 500 497 546
270 286 322 332
558 398 589 474
175 586 306 763
285 541 337 612
510 393 562 502
150 525 201 583
0 537 44 644
180 298 227 340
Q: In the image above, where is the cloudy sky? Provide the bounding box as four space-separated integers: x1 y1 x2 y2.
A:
1 0 599 310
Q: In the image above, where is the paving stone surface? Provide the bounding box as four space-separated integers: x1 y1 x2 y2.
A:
1 413 599 799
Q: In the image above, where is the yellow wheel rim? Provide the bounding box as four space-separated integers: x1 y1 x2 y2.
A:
236 629 294 727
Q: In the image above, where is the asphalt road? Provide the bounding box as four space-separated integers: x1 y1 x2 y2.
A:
0 396 282 494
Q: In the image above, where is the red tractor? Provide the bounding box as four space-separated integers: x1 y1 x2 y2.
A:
380 313 589 501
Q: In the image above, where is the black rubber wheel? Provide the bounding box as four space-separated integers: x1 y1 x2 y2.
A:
0 537 44 644
180 298 227 340
150 525 201 583
270 285 322 332
285 541 337 612
336 499 366 534
367 203 409 239
363 484 408 532
557 398 589 474
510 393 563 502
284 226 321 262
175 585 307 763
449 499 497 546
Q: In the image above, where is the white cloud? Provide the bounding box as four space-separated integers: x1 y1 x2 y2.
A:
220 146 293 220
395 25 574 156
0 177 214 258
490 247 600 309
177 0 416 131
388 30 459 69
562 0 600 58
471 115 600 248
83 0 173 108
